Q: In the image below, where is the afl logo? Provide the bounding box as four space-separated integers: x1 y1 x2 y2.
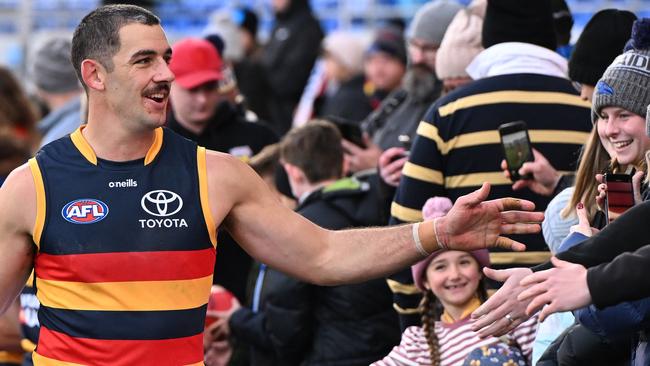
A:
141 190 183 217
62 199 109 224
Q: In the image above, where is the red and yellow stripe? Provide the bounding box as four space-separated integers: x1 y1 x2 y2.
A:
34 327 203 366
36 249 215 283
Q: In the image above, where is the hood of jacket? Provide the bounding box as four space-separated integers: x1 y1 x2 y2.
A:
298 176 383 227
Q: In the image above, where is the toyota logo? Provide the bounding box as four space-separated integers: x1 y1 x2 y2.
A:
141 190 183 217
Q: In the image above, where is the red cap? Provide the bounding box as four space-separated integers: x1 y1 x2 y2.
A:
170 38 223 89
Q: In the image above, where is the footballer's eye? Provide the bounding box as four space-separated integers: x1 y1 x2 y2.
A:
135 58 152 65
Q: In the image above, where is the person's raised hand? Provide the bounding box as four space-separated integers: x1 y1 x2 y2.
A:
471 267 534 337
632 170 645 205
569 202 599 237
378 147 408 187
435 182 543 252
341 133 383 173
501 149 561 196
518 256 591 322
204 320 233 366
207 317 231 343
595 173 607 210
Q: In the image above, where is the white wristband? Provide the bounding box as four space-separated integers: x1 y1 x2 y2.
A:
433 218 447 250
412 222 430 257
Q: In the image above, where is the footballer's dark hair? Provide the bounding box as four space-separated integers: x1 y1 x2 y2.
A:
71 4 160 88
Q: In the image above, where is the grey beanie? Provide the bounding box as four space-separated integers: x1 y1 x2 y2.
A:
407 0 463 46
31 36 80 93
592 19 650 123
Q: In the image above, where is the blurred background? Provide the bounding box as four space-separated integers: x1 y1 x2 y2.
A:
1 0 649 75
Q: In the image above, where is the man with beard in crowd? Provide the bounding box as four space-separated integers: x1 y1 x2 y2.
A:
0 5 544 364
342 0 462 174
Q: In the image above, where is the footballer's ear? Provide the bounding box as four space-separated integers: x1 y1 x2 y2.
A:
80 59 106 91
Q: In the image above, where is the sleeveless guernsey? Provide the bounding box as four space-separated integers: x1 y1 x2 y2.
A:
28 126 217 365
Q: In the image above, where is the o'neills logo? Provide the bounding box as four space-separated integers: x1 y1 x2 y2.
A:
108 179 138 188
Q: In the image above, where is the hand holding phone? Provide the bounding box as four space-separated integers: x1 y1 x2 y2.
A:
499 121 534 181
327 115 366 148
389 134 411 163
603 172 635 223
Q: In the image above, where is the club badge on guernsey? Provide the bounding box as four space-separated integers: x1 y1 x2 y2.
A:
61 199 109 224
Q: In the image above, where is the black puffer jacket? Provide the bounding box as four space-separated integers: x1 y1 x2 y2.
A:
229 176 400 366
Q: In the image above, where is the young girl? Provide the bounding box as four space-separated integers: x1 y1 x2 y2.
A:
373 198 537 366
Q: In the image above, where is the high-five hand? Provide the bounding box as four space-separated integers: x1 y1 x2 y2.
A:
471 267 534 337
518 256 591 322
435 182 544 252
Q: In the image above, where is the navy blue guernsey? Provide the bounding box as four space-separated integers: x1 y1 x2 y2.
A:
28 126 216 365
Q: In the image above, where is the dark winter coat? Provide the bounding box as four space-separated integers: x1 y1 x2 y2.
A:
319 74 373 124
229 176 400 366
261 0 324 134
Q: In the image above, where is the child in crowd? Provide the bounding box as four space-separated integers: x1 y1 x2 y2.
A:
373 197 537 366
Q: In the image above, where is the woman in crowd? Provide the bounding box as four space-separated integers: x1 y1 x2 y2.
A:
495 18 650 366
499 9 637 250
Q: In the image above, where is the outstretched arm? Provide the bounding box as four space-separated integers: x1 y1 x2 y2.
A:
0 165 37 314
518 244 650 321
518 257 590 321
207 152 543 285
544 200 650 269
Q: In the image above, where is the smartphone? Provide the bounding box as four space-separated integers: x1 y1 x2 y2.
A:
398 134 411 152
603 172 634 223
327 115 366 148
389 135 411 163
498 121 534 181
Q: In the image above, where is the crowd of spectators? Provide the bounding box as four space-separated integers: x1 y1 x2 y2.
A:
3 0 650 365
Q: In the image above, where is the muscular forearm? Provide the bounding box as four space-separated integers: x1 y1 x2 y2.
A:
318 223 431 285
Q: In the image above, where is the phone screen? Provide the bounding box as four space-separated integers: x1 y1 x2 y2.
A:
337 123 366 149
502 130 532 179
605 175 634 216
